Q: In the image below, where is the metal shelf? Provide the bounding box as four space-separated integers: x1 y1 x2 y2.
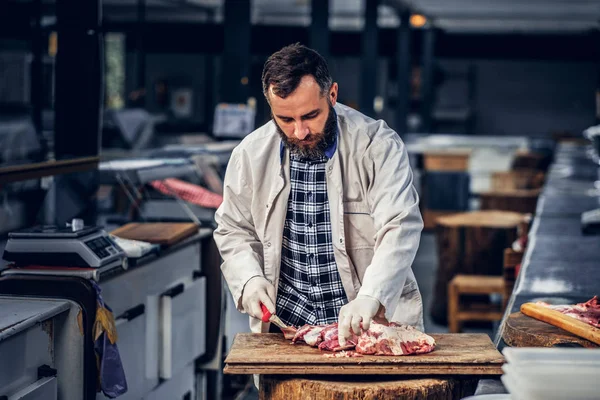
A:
0 156 100 184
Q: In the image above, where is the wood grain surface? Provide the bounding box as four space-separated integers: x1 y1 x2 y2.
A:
502 312 598 348
224 333 504 375
520 303 600 346
111 222 198 245
260 375 478 400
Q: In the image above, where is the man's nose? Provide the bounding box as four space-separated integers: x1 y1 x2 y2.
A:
294 122 309 140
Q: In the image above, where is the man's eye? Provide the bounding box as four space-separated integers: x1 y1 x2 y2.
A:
303 114 317 120
281 118 293 123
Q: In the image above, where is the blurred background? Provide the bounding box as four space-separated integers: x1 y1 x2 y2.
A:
1 1 600 399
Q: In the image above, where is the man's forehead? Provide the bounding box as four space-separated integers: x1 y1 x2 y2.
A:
268 76 325 114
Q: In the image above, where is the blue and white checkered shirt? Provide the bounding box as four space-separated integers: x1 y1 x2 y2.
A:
276 136 348 327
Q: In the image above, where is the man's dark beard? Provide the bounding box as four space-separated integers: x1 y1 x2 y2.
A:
275 104 337 159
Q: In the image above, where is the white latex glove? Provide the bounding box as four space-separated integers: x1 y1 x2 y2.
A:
338 295 381 347
241 276 276 320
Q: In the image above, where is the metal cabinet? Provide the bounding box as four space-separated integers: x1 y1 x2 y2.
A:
160 277 207 380
0 299 70 400
143 367 194 400
99 241 205 400
6 377 57 400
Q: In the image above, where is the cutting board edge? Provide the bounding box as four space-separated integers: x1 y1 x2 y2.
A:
223 363 504 375
224 356 506 365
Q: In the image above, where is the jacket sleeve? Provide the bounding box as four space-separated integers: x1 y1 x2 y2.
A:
357 125 424 320
213 149 265 312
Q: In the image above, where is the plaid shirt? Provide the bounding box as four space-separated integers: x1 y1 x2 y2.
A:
276 141 348 327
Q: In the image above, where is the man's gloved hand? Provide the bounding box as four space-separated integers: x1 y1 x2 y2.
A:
338 295 381 347
241 276 276 320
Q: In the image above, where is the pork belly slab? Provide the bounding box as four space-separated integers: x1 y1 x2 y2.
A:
290 321 435 356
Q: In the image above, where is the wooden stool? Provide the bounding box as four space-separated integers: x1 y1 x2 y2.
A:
432 210 525 325
490 169 545 191
479 189 541 214
260 375 478 400
448 275 504 333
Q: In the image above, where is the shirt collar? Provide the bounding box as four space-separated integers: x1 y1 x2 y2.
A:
279 110 338 163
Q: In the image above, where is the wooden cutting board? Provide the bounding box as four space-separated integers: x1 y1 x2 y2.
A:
520 302 600 346
111 222 198 246
503 312 598 348
224 333 504 375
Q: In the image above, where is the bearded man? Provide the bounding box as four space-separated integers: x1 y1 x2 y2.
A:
214 43 424 346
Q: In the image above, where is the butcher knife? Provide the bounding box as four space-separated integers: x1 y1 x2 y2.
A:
261 303 297 339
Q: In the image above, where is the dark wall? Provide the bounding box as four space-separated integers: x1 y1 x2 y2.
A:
125 52 210 123
469 59 596 136
330 57 597 136
124 53 597 137
115 24 599 137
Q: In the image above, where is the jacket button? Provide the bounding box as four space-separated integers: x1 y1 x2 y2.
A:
266 242 272 247
339 238 343 244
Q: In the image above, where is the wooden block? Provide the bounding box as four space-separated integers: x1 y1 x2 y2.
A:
503 312 598 348
111 222 198 245
423 152 470 172
260 376 479 400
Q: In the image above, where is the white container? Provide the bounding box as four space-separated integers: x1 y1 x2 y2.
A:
502 347 600 366
501 348 600 400
501 373 600 400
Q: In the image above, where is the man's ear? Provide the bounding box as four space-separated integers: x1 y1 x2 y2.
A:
329 82 338 106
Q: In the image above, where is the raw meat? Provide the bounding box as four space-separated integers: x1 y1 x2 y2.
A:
290 321 436 356
317 324 357 352
536 296 600 328
323 350 363 358
356 323 436 355
292 324 326 346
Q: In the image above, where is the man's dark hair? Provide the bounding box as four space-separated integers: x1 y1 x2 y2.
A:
262 43 333 102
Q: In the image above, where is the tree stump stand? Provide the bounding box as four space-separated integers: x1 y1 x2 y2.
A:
431 210 526 325
260 375 478 400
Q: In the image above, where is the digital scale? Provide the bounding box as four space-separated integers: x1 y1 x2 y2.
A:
2 221 127 269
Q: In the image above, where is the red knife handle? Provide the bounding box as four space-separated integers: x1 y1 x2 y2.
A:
260 303 271 323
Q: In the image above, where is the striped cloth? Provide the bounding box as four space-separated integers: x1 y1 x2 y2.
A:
150 178 223 209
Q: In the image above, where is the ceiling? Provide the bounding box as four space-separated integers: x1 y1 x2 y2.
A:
389 0 600 33
14 0 600 34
